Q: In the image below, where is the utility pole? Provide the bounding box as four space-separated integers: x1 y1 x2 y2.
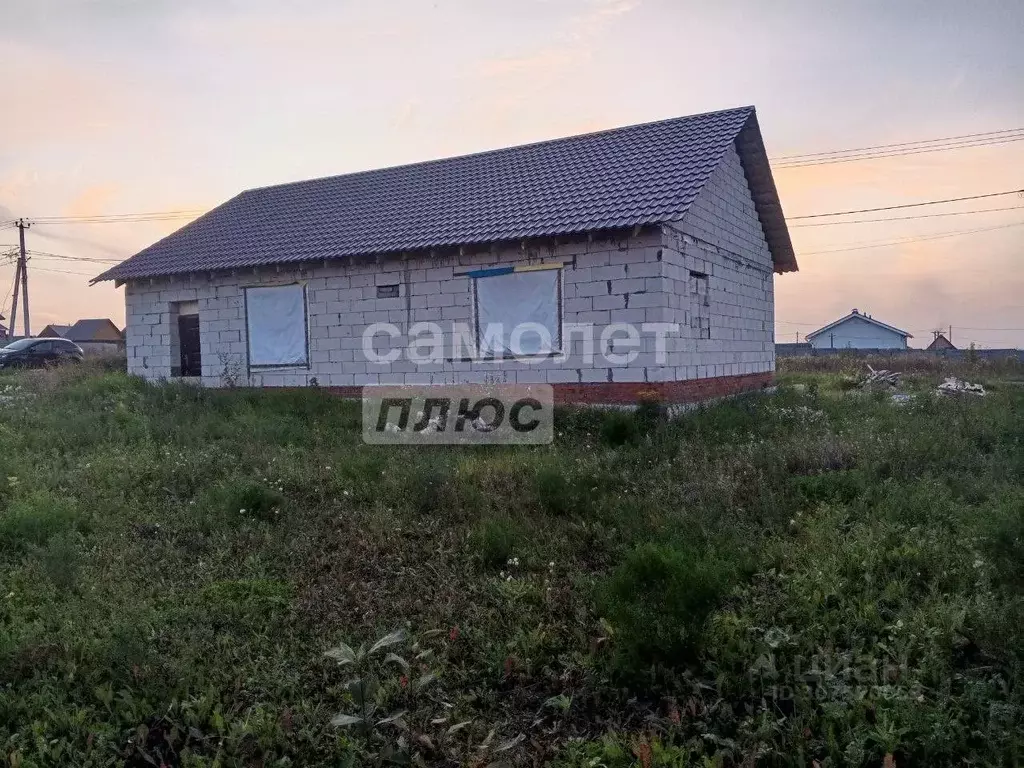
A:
8 219 30 338
8 258 20 340
18 219 30 337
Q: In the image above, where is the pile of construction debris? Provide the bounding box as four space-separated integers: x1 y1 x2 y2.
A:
859 365 901 389
937 377 987 397
854 365 987 401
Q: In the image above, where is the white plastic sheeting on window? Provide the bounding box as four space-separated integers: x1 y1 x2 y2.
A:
475 270 560 356
245 284 309 366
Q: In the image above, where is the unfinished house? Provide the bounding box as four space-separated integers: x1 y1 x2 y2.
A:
95 105 798 404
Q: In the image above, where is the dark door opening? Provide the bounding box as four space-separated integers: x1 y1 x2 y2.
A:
178 314 201 377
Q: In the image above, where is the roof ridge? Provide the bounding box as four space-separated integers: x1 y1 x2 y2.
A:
806 311 912 340
241 105 757 196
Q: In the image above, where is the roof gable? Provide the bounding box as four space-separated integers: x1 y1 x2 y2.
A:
66 318 123 342
95 105 796 282
926 333 956 350
39 324 72 338
806 311 912 341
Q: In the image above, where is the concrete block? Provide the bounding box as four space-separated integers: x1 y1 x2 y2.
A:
411 281 440 296
593 294 625 311
628 292 665 308
611 367 646 382
594 265 627 281
441 277 470 294
426 293 456 308
580 367 610 383
575 281 608 298
626 261 662 278
546 369 580 383
610 278 646 294
564 267 592 284
576 310 611 325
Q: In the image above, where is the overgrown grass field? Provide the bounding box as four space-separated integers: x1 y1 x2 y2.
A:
0 360 1022 767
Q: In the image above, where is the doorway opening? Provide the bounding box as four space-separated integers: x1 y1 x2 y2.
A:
171 301 201 377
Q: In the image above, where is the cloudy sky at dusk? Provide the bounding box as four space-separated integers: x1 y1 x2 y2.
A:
2 0 1022 347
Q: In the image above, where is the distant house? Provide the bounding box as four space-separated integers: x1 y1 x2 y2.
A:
926 333 956 351
42 318 125 354
39 324 72 338
806 309 911 350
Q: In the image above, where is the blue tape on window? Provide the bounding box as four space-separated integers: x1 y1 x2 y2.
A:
465 266 514 279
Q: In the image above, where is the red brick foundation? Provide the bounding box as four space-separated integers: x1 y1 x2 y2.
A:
552 372 773 405
319 372 772 405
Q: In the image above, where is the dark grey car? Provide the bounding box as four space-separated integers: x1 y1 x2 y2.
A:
0 338 84 368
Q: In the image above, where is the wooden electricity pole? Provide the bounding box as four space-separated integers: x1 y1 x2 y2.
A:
8 219 30 338
8 260 20 340
18 219 29 337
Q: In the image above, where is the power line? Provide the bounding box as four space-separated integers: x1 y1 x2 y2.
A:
789 189 1024 220
31 226 130 257
789 204 1024 228
774 134 1024 168
777 319 1024 332
27 250 122 264
0 267 17 324
30 208 203 219
28 209 203 225
4 246 122 264
24 265 98 277
798 221 1024 255
1 252 105 278
772 127 1024 161
33 215 198 225
949 325 1024 332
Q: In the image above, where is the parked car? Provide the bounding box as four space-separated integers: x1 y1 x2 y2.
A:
0 337 84 368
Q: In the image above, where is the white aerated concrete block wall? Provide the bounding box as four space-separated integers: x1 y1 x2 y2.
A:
659 144 775 379
124 142 777 387
124 230 679 387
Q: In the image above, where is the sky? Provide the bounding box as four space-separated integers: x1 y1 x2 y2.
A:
1 0 1022 348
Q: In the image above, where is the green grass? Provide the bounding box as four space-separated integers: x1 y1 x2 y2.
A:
0 361 1021 766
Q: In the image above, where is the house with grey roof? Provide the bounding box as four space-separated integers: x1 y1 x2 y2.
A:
94 105 797 403
40 318 125 354
806 310 911 350
39 324 73 339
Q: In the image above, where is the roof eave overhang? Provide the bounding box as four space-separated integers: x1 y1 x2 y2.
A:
734 112 798 274
91 223 660 285
806 314 912 340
